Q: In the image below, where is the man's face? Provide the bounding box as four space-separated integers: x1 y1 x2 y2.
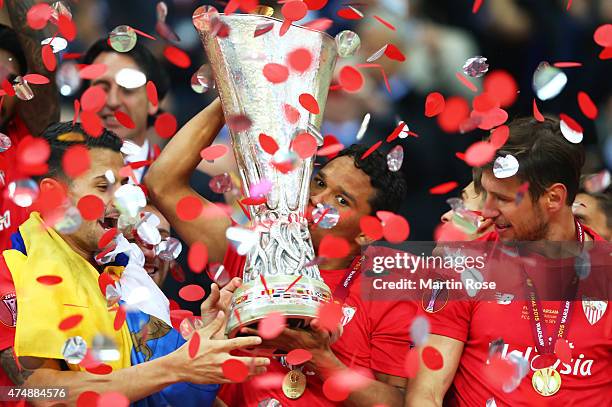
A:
0 49 20 130
91 52 156 144
137 205 172 287
480 170 549 241
440 181 490 240
308 156 375 253
574 193 611 240
62 148 127 254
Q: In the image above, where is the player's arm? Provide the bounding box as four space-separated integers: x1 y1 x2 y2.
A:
145 99 230 263
404 334 464 407
5 0 60 136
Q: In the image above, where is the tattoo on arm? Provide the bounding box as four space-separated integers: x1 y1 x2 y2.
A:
5 0 60 135
0 348 33 386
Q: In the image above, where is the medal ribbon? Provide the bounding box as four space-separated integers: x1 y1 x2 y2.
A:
332 255 365 303
524 220 584 356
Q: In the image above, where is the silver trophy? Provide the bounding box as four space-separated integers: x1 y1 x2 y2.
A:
194 11 337 343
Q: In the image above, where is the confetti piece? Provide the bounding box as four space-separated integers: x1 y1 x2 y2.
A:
577 91 598 120
98 228 118 249
424 92 445 117
437 97 470 133
282 1 308 21
132 28 157 41
254 22 274 37
483 70 518 108
17 136 50 167
429 181 459 195
337 6 363 20
554 339 572 364
154 113 177 138
77 195 105 220
291 132 317 159
382 214 410 243
226 114 252 133
42 44 56 71
299 93 320 114
146 81 158 106
404 348 420 378
188 241 208 273
464 141 496 167
472 92 498 112
594 24 612 47
422 346 444 370
259 312 286 340
188 331 200 358
258 133 279 155
77 391 100 407
288 48 312 72
164 46 191 68
599 46 612 60
22 74 50 85
113 306 127 330
472 0 483 13
553 62 582 68
79 64 107 80
360 215 383 240
319 235 350 258
58 14 77 42
373 15 395 31
566 0 572 10
63 145 90 178
81 111 103 137
27 3 53 30
384 44 405 62
177 196 203 221
263 63 289 84
114 111 136 129
339 66 364 93
283 103 300 124
98 392 128 407
361 141 382 159
201 144 229 161
533 98 544 122
304 0 328 10
179 284 206 302
286 349 312 365
455 72 478 92
490 125 510 149
317 302 343 331
303 18 333 31
222 359 249 382
81 86 107 112
59 314 83 330
37 275 63 285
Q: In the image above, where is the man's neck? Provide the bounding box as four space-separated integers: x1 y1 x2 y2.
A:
319 256 353 271
132 133 147 148
61 233 97 267
529 209 582 258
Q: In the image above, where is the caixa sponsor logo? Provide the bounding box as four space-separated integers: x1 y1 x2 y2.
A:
501 344 594 376
0 210 10 231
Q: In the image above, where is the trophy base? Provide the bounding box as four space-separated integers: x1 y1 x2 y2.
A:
226 275 332 355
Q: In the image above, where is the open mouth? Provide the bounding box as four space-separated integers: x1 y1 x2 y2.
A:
98 214 118 231
495 223 512 232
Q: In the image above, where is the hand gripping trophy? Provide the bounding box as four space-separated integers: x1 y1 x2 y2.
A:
193 7 338 350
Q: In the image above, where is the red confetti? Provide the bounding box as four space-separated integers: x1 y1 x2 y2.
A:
27 3 53 30
258 312 286 340
288 48 312 73
58 14 77 42
489 125 510 149
97 392 128 407
360 216 384 241
77 195 105 220
63 145 90 178
114 111 136 129
337 6 363 20
81 86 107 112
472 0 483 13
566 0 573 10
146 81 158 107
483 70 518 108
317 138 344 157
76 391 99 407
338 66 364 93
472 92 499 112
114 306 126 330
42 44 57 72
455 72 478 92
291 132 317 159
373 15 396 31
22 74 50 85
382 214 410 243
188 331 200 358
98 227 118 249
259 133 279 155
86 363 113 375
201 144 229 161
222 359 249 382
577 91 598 120
283 103 301 124
79 64 107 80
425 92 445 117
81 110 103 137
318 235 350 258
226 114 252 132
36 275 62 285
1 79 14 97
17 136 50 167
59 314 83 330
559 113 583 133
361 141 382 159
599 46 612 60
263 63 289 84
188 241 208 273
154 113 177 139
594 24 612 47
304 0 328 10
473 107 508 131
282 1 308 21
404 348 420 378
554 339 572 364
317 302 343 331
303 18 333 31
177 196 203 221
73 99 80 125
164 46 191 68
437 97 469 133
299 93 320 114
429 181 459 195
384 44 405 62
179 284 206 302
533 99 544 122
464 141 496 167
241 196 267 206
422 346 444 370
553 62 582 68
286 349 312 365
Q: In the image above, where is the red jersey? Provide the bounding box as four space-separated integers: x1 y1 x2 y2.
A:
428 226 612 406
0 116 31 252
219 245 415 406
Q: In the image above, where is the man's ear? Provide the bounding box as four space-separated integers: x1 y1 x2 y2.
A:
148 99 160 116
354 232 375 247
39 177 69 199
544 182 568 213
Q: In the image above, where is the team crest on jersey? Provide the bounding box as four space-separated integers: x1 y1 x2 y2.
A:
495 292 514 305
0 292 17 327
0 210 10 231
582 297 607 325
341 305 356 326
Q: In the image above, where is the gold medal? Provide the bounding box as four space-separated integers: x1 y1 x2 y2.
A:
532 368 561 397
251 5 275 17
282 369 307 399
